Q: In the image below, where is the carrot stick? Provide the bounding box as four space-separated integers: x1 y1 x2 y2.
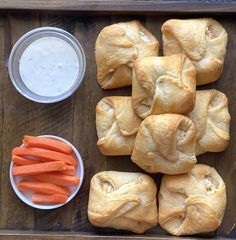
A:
12 147 77 166
12 161 67 176
17 180 70 196
23 135 72 154
33 173 80 187
32 193 68 204
60 165 76 176
12 155 41 165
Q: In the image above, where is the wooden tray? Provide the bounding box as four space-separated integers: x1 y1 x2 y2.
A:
0 1 235 239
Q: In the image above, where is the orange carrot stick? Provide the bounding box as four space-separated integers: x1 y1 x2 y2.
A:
12 155 41 165
33 173 80 187
32 193 68 204
12 161 67 176
60 165 76 176
17 180 70 196
23 135 72 154
12 147 77 166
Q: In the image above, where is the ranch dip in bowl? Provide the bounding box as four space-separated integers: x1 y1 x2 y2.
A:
8 27 86 103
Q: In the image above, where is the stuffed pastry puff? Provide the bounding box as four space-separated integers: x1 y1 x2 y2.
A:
132 54 196 119
96 96 142 155
188 89 230 156
162 18 228 85
88 171 158 233
159 164 226 236
96 20 159 89
131 114 197 174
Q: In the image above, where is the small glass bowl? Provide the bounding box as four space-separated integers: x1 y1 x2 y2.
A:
8 27 86 103
9 135 84 210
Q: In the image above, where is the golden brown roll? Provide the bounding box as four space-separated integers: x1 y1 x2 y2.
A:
158 164 226 236
131 114 197 174
187 89 230 156
96 96 142 155
132 54 196 119
96 20 159 89
162 18 228 85
88 171 158 233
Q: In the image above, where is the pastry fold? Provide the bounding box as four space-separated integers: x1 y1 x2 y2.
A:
131 114 197 174
96 96 142 155
132 54 196 119
88 171 158 233
158 164 226 236
187 89 230 155
162 18 228 85
96 20 159 89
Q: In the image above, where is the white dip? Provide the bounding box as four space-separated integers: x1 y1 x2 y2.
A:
19 37 80 97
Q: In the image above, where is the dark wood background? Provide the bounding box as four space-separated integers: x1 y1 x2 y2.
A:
0 0 236 12
0 1 235 239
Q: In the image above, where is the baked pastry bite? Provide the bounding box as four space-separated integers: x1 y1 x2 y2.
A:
162 18 228 85
158 164 226 236
88 171 158 233
96 96 142 155
96 20 159 89
187 89 230 156
131 114 197 174
132 54 196 119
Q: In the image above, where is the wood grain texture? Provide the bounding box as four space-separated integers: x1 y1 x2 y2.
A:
0 11 235 240
0 0 235 13
0 14 38 231
71 15 111 232
0 230 210 240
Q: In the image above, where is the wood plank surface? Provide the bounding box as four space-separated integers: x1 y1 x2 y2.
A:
0 0 235 13
0 14 38 231
0 10 235 240
71 15 111 232
0 230 213 240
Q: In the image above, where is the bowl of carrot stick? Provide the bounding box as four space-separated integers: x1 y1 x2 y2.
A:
9 135 84 209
